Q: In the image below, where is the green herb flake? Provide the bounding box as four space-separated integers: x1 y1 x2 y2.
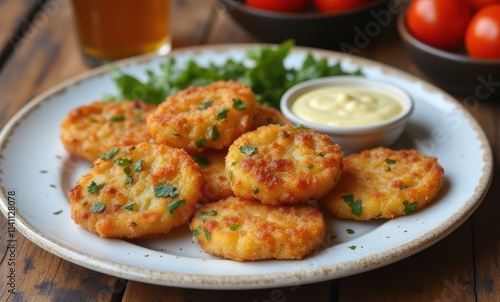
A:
123 166 131 175
40 170 48 174
124 176 133 184
192 226 201 236
346 228 355 234
217 107 230 120
253 188 259 194
124 203 136 211
318 152 324 157
193 155 209 168
228 170 234 184
200 210 217 216
90 117 98 123
154 183 179 198
231 161 237 166
196 138 207 149
400 185 408 189
114 157 132 166
50 184 56 188
130 222 137 227
294 125 309 130
348 245 357 250
239 145 257 156
385 158 396 164
210 125 220 141
108 114 125 122
87 181 105 194
53 210 63 215
90 202 106 213
385 166 391 171
204 228 211 240
172 129 181 137
168 199 186 214
403 200 418 215
133 116 142 123
342 194 362 216
100 148 120 160
232 98 247 110
199 98 215 109
133 159 143 171
229 224 240 231
307 164 314 169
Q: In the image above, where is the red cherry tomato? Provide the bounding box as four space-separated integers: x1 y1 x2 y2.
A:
465 5 500 59
406 0 473 50
245 0 309 12
314 0 372 12
468 0 500 10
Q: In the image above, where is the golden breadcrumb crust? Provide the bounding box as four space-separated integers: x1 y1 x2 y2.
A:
251 103 289 129
189 196 326 261
69 142 202 238
225 124 343 205
147 80 257 153
191 149 233 204
60 100 156 162
318 147 444 220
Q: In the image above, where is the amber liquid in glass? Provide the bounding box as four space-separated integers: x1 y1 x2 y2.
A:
72 0 170 65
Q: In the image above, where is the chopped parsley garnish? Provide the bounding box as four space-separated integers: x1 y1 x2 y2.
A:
114 157 132 166
348 245 357 250
293 125 309 130
124 176 133 184
90 202 106 213
50 184 56 188
154 183 179 198
167 199 186 214
108 114 125 122
217 107 230 120
199 98 215 109
210 125 220 141
204 229 211 240
200 210 217 216
100 148 120 160
123 166 131 175
232 98 247 110
346 229 355 234
172 130 181 137
307 164 314 169
193 155 209 168
318 152 324 157
87 181 105 194
228 170 234 184
253 188 259 194
400 185 408 189
403 200 418 214
40 170 48 174
133 159 143 171
53 210 63 215
231 161 237 166
385 166 391 171
239 145 257 156
192 226 201 236
342 194 362 216
229 224 240 231
124 203 136 211
195 138 206 148
384 158 396 164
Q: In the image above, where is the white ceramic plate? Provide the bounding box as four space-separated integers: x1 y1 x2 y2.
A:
0 45 492 290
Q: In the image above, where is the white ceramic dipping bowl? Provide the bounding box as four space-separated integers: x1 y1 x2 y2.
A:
280 76 413 154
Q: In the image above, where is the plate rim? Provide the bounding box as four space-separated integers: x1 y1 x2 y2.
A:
0 44 493 289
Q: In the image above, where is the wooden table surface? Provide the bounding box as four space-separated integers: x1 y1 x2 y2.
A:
0 0 498 301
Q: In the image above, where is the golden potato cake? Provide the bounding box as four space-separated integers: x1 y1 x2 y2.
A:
189 196 326 261
225 124 343 205
318 147 444 221
251 103 289 129
191 150 233 204
147 80 257 153
60 100 156 162
69 142 202 238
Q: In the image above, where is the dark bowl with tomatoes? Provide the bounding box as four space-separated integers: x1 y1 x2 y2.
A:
397 9 500 99
218 0 390 50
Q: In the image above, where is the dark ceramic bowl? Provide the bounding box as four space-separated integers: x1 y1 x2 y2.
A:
219 0 389 50
397 11 500 99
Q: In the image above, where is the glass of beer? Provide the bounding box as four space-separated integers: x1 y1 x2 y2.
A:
71 0 170 66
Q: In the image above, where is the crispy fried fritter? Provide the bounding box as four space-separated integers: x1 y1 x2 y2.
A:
318 147 444 220
60 100 156 162
147 80 257 153
251 103 289 129
69 142 202 238
191 150 233 204
225 124 343 205
189 196 326 261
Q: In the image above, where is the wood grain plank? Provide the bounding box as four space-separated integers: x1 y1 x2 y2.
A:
122 280 334 302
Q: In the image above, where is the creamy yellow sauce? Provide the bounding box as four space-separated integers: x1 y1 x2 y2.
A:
291 86 404 127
